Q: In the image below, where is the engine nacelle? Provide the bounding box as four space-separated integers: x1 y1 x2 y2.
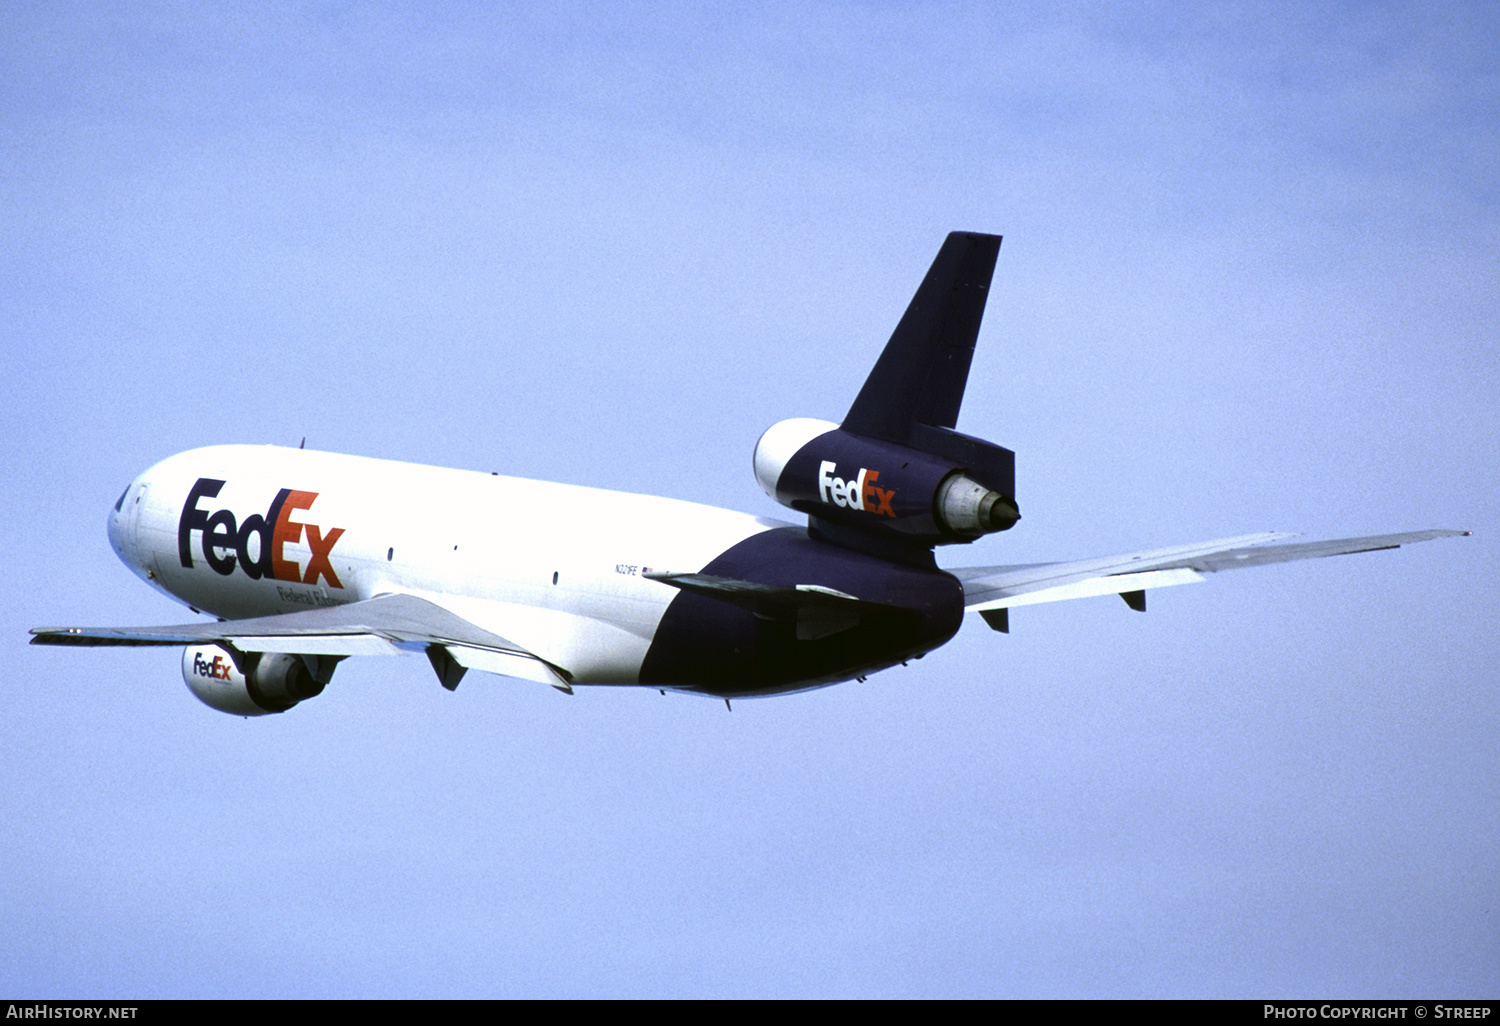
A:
182 643 331 716
753 418 1019 547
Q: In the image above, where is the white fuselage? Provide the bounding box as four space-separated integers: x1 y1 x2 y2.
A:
109 445 783 684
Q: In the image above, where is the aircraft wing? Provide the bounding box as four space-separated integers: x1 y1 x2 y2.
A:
29 592 572 691
952 529 1469 630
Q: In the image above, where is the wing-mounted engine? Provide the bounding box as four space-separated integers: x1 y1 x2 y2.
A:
182 642 335 716
753 231 1018 559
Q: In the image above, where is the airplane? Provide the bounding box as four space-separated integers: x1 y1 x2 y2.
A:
30 232 1467 715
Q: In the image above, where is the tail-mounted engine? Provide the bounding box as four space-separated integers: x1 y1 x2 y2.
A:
754 418 1018 547
753 231 1018 557
182 643 334 716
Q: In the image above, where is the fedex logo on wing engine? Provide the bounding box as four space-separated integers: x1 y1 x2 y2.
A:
818 460 896 517
178 478 346 588
191 649 234 681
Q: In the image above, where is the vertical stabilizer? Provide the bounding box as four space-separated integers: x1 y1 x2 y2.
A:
842 232 1002 443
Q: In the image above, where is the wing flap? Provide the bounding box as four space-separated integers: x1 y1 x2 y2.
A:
989 566 1206 609
216 635 406 656
445 644 572 691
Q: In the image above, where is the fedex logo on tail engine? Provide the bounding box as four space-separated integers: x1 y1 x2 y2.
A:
818 460 896 518
178 478 346 588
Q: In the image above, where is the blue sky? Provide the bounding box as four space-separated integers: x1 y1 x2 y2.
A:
3 1 1495 997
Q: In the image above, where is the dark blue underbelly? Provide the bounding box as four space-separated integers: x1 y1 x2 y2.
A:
638 527 964 697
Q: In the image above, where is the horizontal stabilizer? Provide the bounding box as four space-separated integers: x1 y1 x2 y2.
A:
644 570 920 641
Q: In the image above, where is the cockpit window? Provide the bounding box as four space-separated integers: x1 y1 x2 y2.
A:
114 486 129 512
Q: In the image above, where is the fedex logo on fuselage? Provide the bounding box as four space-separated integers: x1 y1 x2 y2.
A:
178 478 346 588
818 460 896 517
